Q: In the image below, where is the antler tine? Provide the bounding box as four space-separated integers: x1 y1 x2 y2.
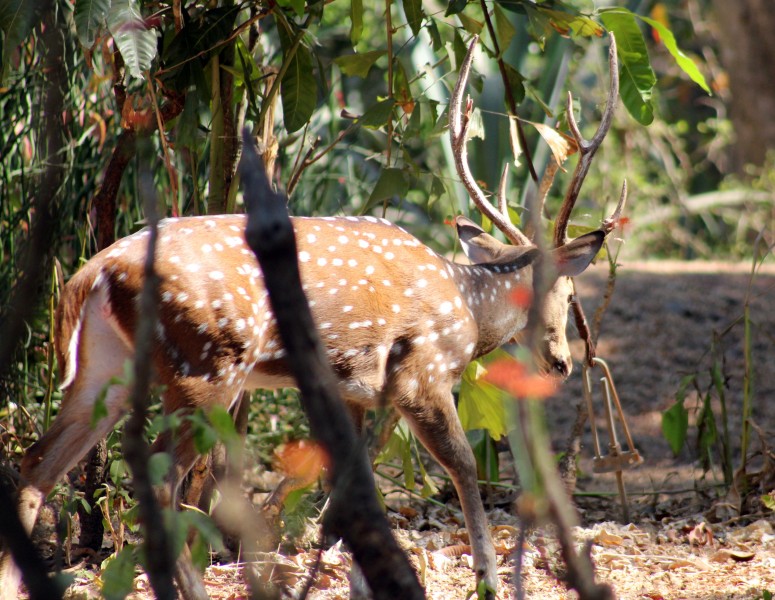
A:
602 179 628 234
450 36 531 246
553 33 620 248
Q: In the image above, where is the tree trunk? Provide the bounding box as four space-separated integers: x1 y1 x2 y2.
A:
712 0 775 170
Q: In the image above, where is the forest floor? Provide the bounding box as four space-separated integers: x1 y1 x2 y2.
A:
24 259 775 599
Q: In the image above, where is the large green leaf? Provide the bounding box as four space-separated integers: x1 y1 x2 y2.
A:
493 3 516 57
401 0 424 37
459 358 508 440
662 399 688 456
0 0 41 78
74 0 111 47
107 0 157 79
600 9 655 125
358 97 395 129
335 50 386 78
366 167 408 206
279 28 316 133
639 15 710 94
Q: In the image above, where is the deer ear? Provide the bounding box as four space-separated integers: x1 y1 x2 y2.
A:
553 230 605 277
455 216 508 264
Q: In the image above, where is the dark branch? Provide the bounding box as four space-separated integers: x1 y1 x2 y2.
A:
240 130 424 600
120 159 178 600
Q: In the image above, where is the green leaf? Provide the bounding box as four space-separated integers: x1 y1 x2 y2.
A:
696 392 717 470
392 58 412 108
600 9 655 125
277 0 305 19
109 458 127 485
101 546 137 600
401 0 424 37
148 452 172 486
178 508 225 551
459 361 508 440
335 50 386 78
0 0 42 79
191 414 218 455
350 0 363 45
74 0 111 47
279 30 317 133
639 15 710 94
107 0 157 79
493 3 516 57
208 405 240 454
502 62 525 104
91 387 109 427
428 174 447 205
427 16 442 51
457 11 483 36
661 399 688 456
367 167 409 205
445 0 467 17
358 97 395 129
467 429 500 482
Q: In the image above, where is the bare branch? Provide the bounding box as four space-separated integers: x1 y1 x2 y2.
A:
450 37 531 246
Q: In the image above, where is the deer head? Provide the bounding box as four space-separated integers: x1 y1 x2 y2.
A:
449 35 626 378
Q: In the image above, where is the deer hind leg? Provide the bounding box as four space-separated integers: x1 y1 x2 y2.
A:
0 294 133 598
393 385 497 596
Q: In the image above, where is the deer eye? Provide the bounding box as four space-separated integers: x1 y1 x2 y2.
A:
568 294 575 304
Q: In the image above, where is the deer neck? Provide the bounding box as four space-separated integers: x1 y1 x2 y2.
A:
447 260 532 359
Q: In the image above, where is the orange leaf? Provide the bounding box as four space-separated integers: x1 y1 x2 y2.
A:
509 285 533 309
275 440 329 485
483 359 558 399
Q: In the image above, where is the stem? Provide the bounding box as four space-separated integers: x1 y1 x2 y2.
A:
383 0 395 217
209 55 227 214
478 0 537 182
741 303 752 471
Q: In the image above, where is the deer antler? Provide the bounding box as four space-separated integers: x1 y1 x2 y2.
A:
553 33 627 248
450 36 531 246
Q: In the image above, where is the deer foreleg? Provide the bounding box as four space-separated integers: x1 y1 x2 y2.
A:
394 388 497 597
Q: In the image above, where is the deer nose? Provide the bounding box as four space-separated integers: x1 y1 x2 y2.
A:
552 358 571 378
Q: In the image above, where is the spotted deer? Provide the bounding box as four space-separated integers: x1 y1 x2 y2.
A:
0 37 625 598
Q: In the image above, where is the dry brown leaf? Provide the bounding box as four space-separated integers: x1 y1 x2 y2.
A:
435 544 472 558
710 549 756 563
594 529 625 547
666 557 711 571
528 121 578 167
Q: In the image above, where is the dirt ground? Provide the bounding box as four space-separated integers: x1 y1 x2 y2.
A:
29 260 775 599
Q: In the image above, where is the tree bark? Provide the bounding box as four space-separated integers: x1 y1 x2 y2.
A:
712 0 775 170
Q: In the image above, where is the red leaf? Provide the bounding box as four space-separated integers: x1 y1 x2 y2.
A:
483 359 558 399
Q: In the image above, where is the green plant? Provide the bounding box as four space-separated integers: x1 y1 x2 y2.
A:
661 234 774 490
